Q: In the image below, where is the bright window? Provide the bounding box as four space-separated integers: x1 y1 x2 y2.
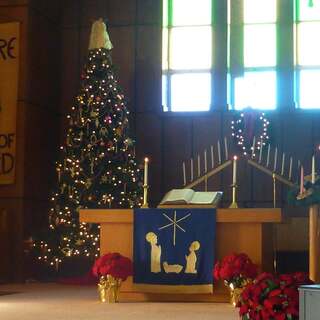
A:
229 0 277 110
295 0 320 109
162 0 212 112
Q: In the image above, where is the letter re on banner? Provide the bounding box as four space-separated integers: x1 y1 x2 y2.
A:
0 22 19 184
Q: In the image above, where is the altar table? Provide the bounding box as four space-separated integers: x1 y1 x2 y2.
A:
80 208 282 302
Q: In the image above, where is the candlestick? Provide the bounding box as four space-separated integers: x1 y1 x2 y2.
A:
232 155 237 186
197 154 200 177
182 161 186 186
229 155 238 208
273 172 276 208
266 144 270 167
190 158 194 181
273 147 278 172
144 157 149 186
252 136 256 158
281 153 285 176
289 157 292 180
312 155 315 184
143 157 149 207
224 137 228 160
258 140 263 163
300 166 304 194
204 149 207 173
217 140 221 164
210 145 214 168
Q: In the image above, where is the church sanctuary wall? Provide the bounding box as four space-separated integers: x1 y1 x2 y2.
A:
60 1 311 271
0 0 61 282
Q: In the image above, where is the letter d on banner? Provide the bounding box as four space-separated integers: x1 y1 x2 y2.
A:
0 22 19 184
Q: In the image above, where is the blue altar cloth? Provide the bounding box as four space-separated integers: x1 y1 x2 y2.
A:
133 208 216 293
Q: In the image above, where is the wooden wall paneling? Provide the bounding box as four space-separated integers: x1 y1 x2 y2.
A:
105 0 137 26
27 11 61 107
163 117 192 193
137 0 161 25
135 114 162 205
136 26 161 113
192 115 222 192
0 0 28 6
0 198 24 281
107 27 136 110
79 0 107 28
60 27 80 116
221 112 236 204
24 105 59 199
29 0 62 23
61 0 80 28
312 113 320 156
250 113 282 206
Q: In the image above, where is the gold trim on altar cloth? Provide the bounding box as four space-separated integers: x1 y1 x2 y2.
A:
132 284 213 294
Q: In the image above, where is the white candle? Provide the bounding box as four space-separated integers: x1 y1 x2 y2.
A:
191 158 194 181
204 149 207 173
144 157 149 185
259 140 263 163
312 155 316 184
211 145 214 168
266 144 270 167
182 161 186 185
232 156 237 185
217 140 221 164
281 153 285 176
197 154 200 177
252 136 256 158
300 166 304 194
224 137 228 160
273 147 278 172
289 157 292 180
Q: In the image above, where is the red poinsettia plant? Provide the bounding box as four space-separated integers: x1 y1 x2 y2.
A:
213 253 258 287
92 252 133 281
238 272 313 320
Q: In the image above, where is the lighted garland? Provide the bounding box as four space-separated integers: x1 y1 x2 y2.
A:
231 110 270 156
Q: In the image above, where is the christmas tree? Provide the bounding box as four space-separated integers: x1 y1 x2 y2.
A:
34 19 143 269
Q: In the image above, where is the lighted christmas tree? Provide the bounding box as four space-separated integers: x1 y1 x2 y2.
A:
34 19 143 269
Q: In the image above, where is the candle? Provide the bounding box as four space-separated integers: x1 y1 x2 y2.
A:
289 157 292 180
273 147 278 172
259 140 263 163
144 157 149 185
224 137 228 160
197 154 200 177
266 144 271 167
217 140 221 164
204 149 207 173
211 145 214 168
190 158 194 181
281 153 285 176
312 155 316 184
182 161 186 185
252 136 256 158
232 156 237 185
300 166 304 194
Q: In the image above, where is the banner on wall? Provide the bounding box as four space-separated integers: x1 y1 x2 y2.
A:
0 22 19 184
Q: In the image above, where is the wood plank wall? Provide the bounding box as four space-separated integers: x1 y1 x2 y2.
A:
0 0 61 281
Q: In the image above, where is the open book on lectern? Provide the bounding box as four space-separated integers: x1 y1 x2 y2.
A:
159 188 222 206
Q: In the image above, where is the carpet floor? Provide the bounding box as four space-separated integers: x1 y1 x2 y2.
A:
0 283 239 320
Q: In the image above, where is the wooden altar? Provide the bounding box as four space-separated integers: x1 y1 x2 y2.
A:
80 208 282 302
